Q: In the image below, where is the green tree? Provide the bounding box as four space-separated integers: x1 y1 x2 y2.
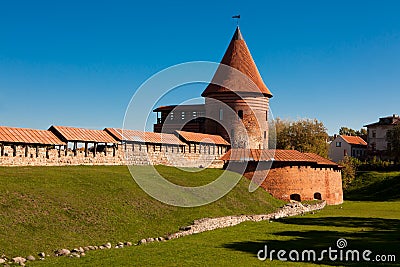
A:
386 124 400 162
275 118 329 158
339 127 367 137
339 156 360 190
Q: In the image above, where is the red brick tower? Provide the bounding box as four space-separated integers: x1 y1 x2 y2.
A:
202 27 273 149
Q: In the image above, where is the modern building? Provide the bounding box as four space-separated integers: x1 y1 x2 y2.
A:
329 135 367 162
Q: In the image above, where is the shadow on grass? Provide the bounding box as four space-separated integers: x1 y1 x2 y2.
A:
345 173 400 201
222 217 400 266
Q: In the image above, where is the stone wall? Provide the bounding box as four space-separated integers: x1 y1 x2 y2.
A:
0 143 224 168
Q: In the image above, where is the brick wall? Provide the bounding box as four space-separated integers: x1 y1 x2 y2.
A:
228 161 343 205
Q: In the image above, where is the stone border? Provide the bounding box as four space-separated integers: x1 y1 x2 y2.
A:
0 201 326 266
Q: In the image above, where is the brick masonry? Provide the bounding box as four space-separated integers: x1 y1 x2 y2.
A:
228 161 343 205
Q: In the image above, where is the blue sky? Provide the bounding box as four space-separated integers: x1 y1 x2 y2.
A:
0 0 399 135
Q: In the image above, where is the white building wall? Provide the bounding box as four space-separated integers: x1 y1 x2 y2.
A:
329 136 352 163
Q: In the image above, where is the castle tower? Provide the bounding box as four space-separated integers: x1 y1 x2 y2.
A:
202 27 273 149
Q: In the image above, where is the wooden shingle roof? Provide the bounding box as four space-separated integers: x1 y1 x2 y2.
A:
0 126 65 145
49 126 117 143
105 128 185 146
176 130 230 145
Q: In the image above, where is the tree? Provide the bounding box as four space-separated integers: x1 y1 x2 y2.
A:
339 127 367 137
386 124 400 162
275 118 329 158
339 156 360 190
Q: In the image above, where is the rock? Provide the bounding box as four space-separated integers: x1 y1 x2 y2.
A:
71 253 80 258
88 246 95 250
146 238 154 243
99 246 105 250
39 258 45 261
79 247 85 253
139 239 146 244
125 242 132 246
81 253 85 257
0 259 5 264
71 248 80 253
26 255 35 261
56 249 70 256
83 247 90 251
38 252 46 258
104 242 112 249
12 257 26 264
159 237 165 242
117 242 124 246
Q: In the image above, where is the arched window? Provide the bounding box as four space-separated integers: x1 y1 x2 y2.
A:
238 110 243 119
290 194 301 202
314 192 322 200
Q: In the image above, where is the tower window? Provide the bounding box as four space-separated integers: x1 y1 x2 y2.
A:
238 110 243 119
181 111 185 120
264 131 267 139
266 111 268 121
219 109 223 121
170 112 174 120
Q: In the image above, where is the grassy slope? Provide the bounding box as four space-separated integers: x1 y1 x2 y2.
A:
0 165 283 257
30 170 400 266
31 201 400 267
345 171 400 201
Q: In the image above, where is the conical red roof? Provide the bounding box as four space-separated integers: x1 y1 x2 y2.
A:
202 27 272 98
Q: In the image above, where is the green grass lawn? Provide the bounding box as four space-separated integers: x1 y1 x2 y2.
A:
0 165 283 257
30 201 400 266
1 167 399 266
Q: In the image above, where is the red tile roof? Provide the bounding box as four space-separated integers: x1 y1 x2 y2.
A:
202 27 272 98
176 131 230 145
49 126 117 143
221 149 338 166
105 128 185 146
341 135 367 146
0 126 65 145
221 149 313 162
303 153 338 166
